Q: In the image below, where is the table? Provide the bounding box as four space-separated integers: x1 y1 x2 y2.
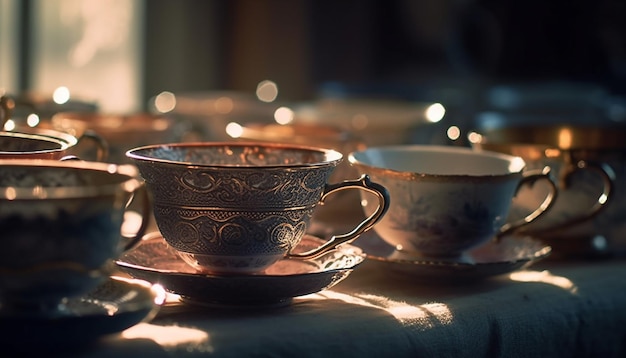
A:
57 255 626 358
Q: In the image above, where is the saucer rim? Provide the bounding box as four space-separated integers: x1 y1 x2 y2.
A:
116 232 366 279
0 275 164 348
115 232 365 305
361 234 551 267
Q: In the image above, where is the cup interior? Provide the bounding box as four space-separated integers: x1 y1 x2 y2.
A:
0 131 68 153
350 145 525 176
127 142 343 167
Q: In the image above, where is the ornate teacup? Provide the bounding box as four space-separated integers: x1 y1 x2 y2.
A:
349 145 557 262
0 160 149 315
127 142 389 274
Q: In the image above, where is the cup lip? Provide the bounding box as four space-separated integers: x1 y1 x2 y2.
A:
125 141 344 168
348 145 526 180
0 159 142 200
0 130 73 154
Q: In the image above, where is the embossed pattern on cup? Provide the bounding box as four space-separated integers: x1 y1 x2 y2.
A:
127 142 389 274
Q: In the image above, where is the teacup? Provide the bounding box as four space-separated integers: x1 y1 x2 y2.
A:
127 142 389 274
0 160 150 315
348 145 557 262
473 124 625 256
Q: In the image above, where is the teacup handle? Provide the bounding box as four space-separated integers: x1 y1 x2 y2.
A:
497 166 558 238
526 159 615 235
120 182 152 251
288 174 390 260
77 129 110 162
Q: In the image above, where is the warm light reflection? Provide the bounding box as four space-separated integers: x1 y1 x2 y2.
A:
3 119 15 131
467 131 482 144
122 323 212 350
53 86 71 104
447 126 461 141
154 91 176 113
4 187 17 200
225 122 243 138
425 103 445 123
274 106 294 125
314 291 453 327
558 128 573 149
32 186 47 199
27 113 40 127
256 80 278 102
509 270 578 294
508 156 526 172
544 148 561 158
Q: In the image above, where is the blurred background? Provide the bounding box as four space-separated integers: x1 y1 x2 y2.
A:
3 0 626 256
2 0 626 142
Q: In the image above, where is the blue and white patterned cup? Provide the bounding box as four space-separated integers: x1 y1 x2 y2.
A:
0 160 149 315
349 145 557 262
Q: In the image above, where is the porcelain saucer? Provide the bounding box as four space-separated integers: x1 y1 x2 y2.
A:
0 275 165 352
116 231 365 307
354 231 552 283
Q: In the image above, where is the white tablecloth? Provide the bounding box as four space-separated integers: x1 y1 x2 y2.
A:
68 256 626 358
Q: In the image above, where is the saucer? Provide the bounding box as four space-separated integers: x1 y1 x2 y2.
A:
0 276 165 352
116 232 365 307
354 232 552 283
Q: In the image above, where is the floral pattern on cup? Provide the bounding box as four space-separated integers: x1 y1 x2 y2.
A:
349 145 557 262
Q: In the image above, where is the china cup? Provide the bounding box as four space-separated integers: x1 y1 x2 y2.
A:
0 160 150 316
348 145 557 262
126 142 389 274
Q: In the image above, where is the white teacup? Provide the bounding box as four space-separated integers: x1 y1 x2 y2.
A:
349 145 557 262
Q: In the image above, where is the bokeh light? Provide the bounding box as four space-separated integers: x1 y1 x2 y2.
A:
3 119 15 131
467 131 482 144
52 86 70 104
446 126 461 141
274 106 294 125
26 113 40 127
154 91 176 113
256 80 278 102
425 103 445 123
225 122 243 138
